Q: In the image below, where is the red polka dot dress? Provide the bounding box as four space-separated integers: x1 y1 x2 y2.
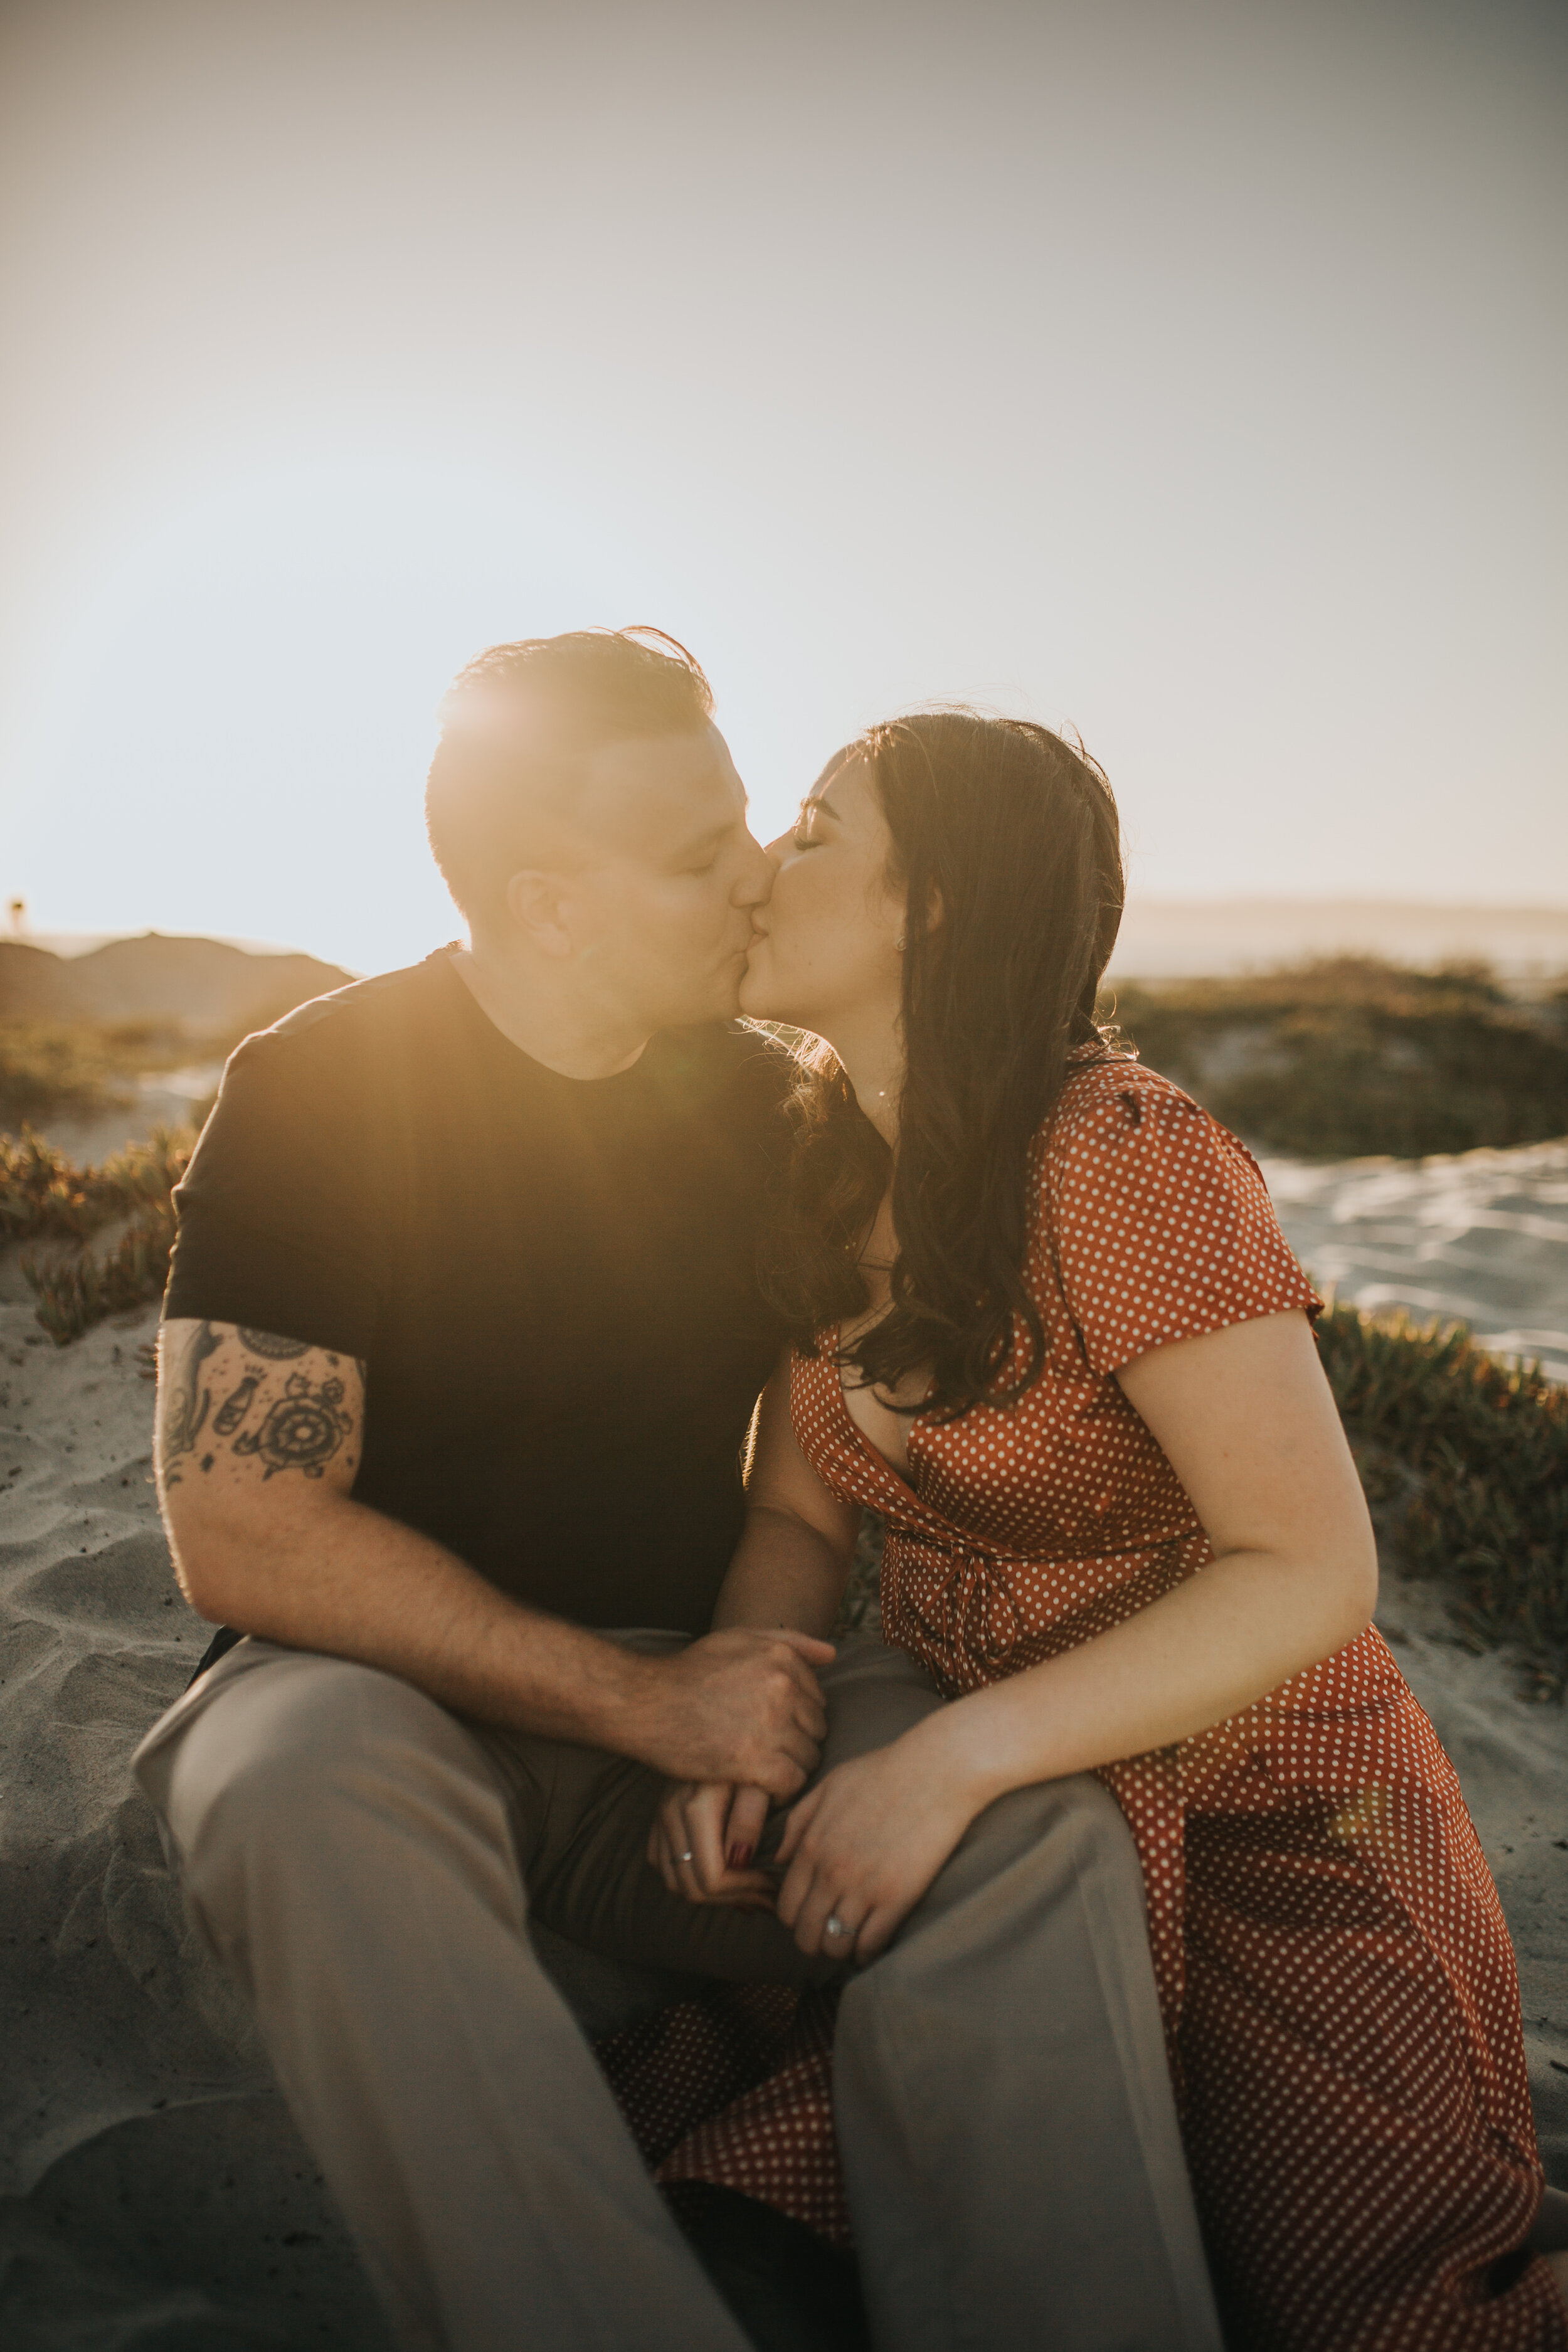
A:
662 1053 1564 2349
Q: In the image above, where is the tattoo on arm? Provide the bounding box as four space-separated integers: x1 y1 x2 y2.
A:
213 1372 262 1435
161 1321 223 1486
161 1323 366 1490
233 1370 354 1480
236 1328 310 1360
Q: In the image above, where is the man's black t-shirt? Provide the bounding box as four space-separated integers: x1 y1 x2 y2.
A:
164 948 794 1635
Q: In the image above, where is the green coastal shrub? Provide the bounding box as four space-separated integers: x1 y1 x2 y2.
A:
4 1127 195 1343
1 1015 218 1131
1316 1301 1568 1690
1104 959 1568 1158
0 1022 134 1128
24 1199 180 1345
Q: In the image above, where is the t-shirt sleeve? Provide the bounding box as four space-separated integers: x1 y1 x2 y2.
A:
1042 1073 1321 1377
163 1024 384 1359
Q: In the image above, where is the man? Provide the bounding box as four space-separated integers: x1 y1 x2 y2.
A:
134 628 1220 2352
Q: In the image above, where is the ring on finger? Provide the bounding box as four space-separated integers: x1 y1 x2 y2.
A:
824 1913 852 1939
675 1850 695 1865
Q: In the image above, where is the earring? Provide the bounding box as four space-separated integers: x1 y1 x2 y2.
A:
895 933 907 951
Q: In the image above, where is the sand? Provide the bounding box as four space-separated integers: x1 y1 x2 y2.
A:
1 1144 1565 2347
0 1263 393 2349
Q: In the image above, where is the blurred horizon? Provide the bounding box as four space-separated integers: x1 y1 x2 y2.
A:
11 892 1568 987
3 0 1563 977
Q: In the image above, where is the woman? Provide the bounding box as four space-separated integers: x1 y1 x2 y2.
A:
652 712 1567 2349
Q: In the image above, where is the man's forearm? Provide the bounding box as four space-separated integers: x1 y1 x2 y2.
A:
157 1316 832 1794
171 1485 655 1747
712 1503 851 1641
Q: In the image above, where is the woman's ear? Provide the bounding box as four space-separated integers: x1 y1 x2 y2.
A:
898 889 943 953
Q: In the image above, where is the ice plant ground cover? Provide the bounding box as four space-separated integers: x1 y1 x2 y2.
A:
1 1128 193 1345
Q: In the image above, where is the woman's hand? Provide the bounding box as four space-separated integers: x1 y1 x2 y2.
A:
649 1781 775 1909
774 1733 979 1963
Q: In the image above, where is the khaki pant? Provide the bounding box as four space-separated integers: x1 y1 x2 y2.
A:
132 1632 1221 2352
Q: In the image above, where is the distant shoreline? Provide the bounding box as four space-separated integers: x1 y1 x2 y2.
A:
1108 897 1568 982
11 903 1565 987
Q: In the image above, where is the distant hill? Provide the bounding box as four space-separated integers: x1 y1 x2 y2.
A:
0 933 356 1039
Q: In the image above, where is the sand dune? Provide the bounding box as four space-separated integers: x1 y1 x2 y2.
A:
1 1143 1566 2344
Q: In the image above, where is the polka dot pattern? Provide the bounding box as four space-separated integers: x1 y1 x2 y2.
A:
654 1991 849 2245
596 1983 801 2173
595 1984 852 2245
719 1056 1557 2347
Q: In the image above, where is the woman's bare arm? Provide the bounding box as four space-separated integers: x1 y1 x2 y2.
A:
652 1361 861 1901
932 1307 1377 1794
774 1308 1379 1957
711 1362 862 1640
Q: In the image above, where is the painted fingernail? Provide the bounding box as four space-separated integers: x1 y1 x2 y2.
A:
729 1843 754 1870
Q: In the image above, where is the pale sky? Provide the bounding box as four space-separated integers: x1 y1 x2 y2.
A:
2 0 1563 977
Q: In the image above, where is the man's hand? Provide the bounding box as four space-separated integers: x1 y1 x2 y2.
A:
622 1628 834 1799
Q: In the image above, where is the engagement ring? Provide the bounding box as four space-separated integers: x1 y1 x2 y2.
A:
675 1850 694 1864
825 1914 850 1938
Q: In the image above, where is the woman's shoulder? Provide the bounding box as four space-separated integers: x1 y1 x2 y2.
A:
1032 1047 1273 1226
1044 1050 1214 1159
1027 1051 1317 1369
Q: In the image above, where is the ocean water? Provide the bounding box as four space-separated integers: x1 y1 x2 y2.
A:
1263 1140 1568 1383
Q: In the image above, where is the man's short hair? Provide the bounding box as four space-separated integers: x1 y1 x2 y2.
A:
425 627 715 926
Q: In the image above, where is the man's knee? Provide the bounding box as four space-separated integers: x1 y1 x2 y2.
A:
815 1637 945 1773
143 1650 499 1899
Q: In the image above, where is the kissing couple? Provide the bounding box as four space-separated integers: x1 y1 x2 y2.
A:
134 628 1567 2351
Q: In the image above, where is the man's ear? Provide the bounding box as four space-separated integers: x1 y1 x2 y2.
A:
504 869 574 959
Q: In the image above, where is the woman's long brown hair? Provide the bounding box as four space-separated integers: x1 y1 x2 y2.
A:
761 709 1127 1420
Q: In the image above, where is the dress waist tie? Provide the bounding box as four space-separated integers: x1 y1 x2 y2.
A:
901 1540 1024 1676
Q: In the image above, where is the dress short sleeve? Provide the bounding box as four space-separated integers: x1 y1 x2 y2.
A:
1041 1062 1320 1377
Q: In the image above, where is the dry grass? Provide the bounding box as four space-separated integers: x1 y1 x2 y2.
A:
0 1023 135 1128
1103 957 1568 1158
0 1015 223 1131
1316 1301 1568 1693
3 1127 196 1344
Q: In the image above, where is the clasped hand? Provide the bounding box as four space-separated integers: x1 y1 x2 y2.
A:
631 1624 835 1795
650 1735 978 1963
